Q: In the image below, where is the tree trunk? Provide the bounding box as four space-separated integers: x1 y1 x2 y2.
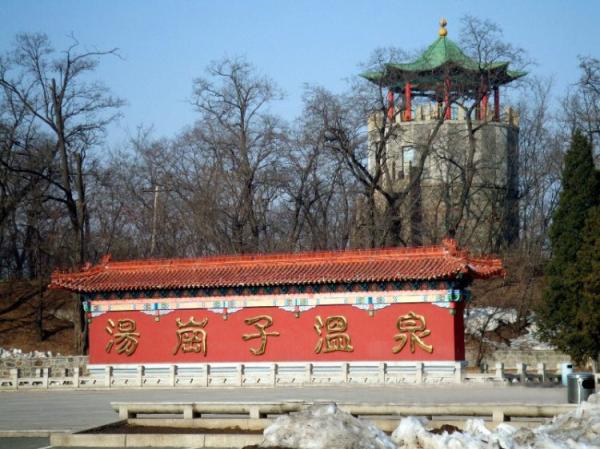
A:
51 78 82 265
72 293 88 354
37 280 44 341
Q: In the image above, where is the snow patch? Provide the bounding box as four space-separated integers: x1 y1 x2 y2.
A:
464 308 556 351
0 348 56 358
262 394 600 449
262 403 396 449
464 307 518 335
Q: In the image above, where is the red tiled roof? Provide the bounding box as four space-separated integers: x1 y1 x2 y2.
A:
49 239 504 293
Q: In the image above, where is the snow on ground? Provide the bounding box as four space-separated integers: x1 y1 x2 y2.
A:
0 348 55 358
464 307 519 336
508 322 556 351
262 394 600 449
392 394 600 449
464 308 555 351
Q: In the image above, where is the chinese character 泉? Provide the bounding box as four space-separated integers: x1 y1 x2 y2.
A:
392 311 433 354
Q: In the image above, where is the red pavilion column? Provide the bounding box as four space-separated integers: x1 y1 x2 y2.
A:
387 90 394 121
480 79 489 121
481 93 488 121
444 78 451 120
493 86 500 121
404 82 412 121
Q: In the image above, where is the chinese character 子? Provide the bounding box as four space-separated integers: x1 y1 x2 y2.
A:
242 315 280 356
314 315 354 354
393 311 433 354
105 319 140 356
173 317 208 355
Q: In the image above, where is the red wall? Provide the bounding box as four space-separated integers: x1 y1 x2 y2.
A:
89 303 464 364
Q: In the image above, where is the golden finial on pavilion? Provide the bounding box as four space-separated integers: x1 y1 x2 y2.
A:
439 18 448 37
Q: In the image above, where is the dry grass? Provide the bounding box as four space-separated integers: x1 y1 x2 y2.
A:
0 279 77 355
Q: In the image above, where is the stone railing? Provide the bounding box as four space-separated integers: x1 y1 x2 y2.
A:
0 355 88 378
464 362 566 383
2 360 596 390
370 105 519 126
0 361 463 389
0 355 88 389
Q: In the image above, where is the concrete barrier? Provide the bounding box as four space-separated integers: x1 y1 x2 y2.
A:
110 400 575 422
49 400 576 447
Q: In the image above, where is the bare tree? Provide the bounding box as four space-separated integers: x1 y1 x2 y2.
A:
0 33 124 266
191 58 285 253
430 16 528 251
0 33 124 353
564 56 600 148
282 97 358 251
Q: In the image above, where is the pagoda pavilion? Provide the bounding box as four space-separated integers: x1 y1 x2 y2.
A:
361 19 524 248
362 18 526 122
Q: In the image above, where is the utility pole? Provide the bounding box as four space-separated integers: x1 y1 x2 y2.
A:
150 184 159 255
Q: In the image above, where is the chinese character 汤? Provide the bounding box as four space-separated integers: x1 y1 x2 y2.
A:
314 315 354 353
173 317 208 355
105 318 140 356
242 315 280 355
392 311 433 354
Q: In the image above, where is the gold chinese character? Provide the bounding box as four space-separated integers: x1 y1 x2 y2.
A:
392 311 433 354
242 315 280 355
314 315 354 354
105 319 140 356
173 317 208 355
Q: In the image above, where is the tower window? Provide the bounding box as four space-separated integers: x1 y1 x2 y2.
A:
403 146 416 172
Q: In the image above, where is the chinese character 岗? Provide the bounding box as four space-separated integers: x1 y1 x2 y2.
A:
173 317 208 355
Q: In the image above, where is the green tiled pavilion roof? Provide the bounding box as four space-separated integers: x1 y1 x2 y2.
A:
362 31 526 92
395 37 502 72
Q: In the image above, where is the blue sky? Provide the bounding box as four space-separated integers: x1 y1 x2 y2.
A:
1 0 598 148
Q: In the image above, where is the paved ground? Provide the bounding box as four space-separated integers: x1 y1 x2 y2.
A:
0 384 567 432
0 438 49 449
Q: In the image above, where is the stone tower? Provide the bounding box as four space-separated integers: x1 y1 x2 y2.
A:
363 19 523 251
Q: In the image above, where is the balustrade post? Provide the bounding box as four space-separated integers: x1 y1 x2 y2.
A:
415 362 424 384
305 363 312 384
516 363 527 383
379 362 386 384
136 365 144 387
237 364 243 386
104 366 112 388
454 362 463 383
73 367 80 388
495 362 504 381
10 368 18 390
169 365 176 387
271 364 277 386
42 368 49 389
537 363 546 383
201 364 208 387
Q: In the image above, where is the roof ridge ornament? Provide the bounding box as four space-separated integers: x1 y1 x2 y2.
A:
439 17 448 37
441 237 458 255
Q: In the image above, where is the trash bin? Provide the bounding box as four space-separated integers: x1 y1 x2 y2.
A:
561 363 573 386
567 372 596 404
